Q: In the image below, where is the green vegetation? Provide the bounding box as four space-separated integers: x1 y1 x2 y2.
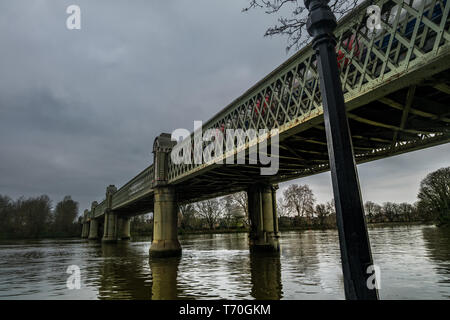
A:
0 195 80 239
417 167 450 226
130 215 153 236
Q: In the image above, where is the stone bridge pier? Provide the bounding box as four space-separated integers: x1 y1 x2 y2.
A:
81 209 90 238
247 184 280 252
103 185 132 242
149 133 181 257
88 201 101 240
102 185 118 242
81 188 131 242
118 216 131 240
82 134 282 255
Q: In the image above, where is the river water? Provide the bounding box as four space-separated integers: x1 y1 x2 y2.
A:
0 224 449 299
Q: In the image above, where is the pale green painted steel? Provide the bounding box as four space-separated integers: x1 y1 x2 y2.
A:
86 0 450 216
166 0 450 183
93 200 106 219
87 165 155 218
110 164 154 211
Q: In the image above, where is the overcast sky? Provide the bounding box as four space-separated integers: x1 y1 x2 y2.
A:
0 0 448 213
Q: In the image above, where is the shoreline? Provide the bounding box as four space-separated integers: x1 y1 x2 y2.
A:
175 221 436 235
0 221 438 241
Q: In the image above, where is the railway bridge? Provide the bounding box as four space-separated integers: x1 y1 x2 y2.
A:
81 0 450 259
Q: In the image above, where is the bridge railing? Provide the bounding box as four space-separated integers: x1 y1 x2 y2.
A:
167 0 450 182
94 200 106 218
111 164 155 210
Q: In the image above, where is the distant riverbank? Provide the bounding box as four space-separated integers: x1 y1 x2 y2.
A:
0 221 438 240
129 221 436 238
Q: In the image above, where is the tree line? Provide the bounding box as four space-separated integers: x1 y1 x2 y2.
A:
278 167 449 228
130 166 449 233
0 195 80 239
131 164 447 232
0 167 447 239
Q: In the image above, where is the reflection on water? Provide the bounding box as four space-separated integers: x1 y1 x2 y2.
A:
150 257 180 300
0 225 449 299
96 243 153 299
250 252 282 299
423 226 450 294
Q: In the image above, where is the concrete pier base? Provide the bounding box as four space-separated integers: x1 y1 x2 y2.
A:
88 218 100 240
150 187 181 258
149 257 180 299
81 222 89 238
248 184 280 252
102 210 118 243
250 251 282 299
119 217 131 240
102 185 118 242
81 209 90 238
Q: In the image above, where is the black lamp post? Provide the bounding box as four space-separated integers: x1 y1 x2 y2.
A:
304 0 379 300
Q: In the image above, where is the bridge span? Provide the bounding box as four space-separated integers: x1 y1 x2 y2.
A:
81 0 450 258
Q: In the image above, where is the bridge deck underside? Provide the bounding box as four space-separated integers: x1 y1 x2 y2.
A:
113 197 154 216
110 70 449 214
174 70 449 204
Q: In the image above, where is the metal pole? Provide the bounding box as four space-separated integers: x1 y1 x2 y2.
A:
304 0 379 300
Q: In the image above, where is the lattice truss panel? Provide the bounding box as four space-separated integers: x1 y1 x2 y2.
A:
167 0 450 182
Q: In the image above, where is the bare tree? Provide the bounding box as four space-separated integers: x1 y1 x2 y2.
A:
224 192 249 224
283 184 316 218
315 199 335 227
222 196 235 228
243 0 362 51
382 202 400 222
364 201 382 223
398 202 414 222
277 196 291 217
53 196 78 235
195 199 223 229
0 195 13 238
13 195 52 238
179 203 196 230
315 203 329 226
325 200 335 216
